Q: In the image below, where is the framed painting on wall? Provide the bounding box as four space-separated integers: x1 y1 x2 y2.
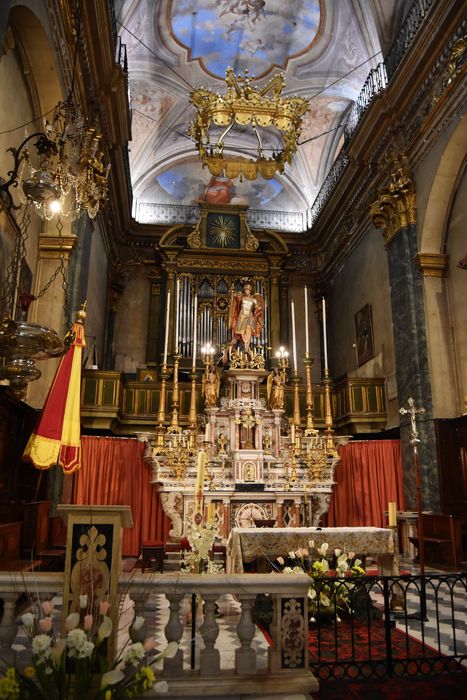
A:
354 303 374 365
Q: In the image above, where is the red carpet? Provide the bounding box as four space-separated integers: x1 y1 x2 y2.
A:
309 620 461 679
309 620 467 698
312 673 467 699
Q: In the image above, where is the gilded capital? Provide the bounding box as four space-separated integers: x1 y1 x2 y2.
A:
370 161 416 244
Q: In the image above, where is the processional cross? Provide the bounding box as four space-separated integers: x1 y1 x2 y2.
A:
399 396 425 449
399 396 426 577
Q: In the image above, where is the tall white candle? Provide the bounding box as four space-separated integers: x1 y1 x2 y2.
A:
195 450 206 493
304 286 309 355
163 290 171 367
322 296 328 371
291 299 297 372
192 295 198 370
174 277 180 352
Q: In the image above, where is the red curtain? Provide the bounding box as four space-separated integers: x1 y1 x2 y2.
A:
71 436 171 556
327 440 405 527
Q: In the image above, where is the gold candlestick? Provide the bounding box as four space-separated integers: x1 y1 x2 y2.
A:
292 371 301 428
289 444 297 482
169 352 182 432
156 364 169 445
304 353 315 434
188 368 198 448
322 367 335 452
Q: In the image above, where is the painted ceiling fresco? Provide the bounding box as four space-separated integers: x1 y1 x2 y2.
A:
170 0 321 79
117 0 403 221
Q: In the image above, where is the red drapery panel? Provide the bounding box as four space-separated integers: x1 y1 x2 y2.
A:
71 436 171 556
327 440 405 528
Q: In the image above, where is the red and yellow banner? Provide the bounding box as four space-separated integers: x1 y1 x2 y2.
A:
23 313 86 474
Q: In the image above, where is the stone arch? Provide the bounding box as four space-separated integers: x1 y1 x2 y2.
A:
418 118 467 417
8 5 64 120
419 118 467 254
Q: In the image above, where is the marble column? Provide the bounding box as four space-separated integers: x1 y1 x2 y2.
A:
371 160 439 511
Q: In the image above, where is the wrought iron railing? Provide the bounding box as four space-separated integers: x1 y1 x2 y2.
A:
307 151 350 229
136 202 306 232
308 572 467 680
385 0 434 82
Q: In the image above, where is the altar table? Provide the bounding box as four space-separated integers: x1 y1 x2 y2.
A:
227 526 399 575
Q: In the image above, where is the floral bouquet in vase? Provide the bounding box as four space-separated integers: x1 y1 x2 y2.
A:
180 519 223 575
276 541 365 623
0 594 177 700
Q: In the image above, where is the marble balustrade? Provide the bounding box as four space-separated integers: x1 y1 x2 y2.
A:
0 571 317 699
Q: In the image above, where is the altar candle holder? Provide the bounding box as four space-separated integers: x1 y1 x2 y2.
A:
304 352 315 434
169 350 182 433
156 364 170 445
188 367 198 449
289 444 298 483
322 367 335 452
292 372 301 430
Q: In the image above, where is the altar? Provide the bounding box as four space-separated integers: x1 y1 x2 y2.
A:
227 526 399 575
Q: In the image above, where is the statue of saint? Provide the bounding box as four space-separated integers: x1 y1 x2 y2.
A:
228 281 264 354
267 367 286 410
202 366 220 407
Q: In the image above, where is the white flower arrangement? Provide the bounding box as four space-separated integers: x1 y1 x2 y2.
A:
276 541 365 623
0 596 178 700
180 519 224 574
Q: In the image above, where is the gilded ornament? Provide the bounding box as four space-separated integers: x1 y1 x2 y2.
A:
189 68 308 181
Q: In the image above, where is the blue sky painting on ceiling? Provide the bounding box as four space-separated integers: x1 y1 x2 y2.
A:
170 0 321 78
155 164 285 209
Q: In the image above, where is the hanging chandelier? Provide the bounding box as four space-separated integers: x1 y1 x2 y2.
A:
0 96 109 221
189 68 308 181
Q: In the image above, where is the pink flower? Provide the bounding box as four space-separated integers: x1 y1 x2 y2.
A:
84 614 94 630
39 616 53 633
99 601 110 616
42 600 54 616
144 637 155 651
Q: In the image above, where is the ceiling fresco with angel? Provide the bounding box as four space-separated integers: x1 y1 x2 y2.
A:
117 0 402 221
169 0 321 79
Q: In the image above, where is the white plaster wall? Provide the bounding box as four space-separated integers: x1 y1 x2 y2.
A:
328 228 398 426
0 37 41 279
416 116 467 417
415 117 466 252
446 170 467 414
113 271 150 373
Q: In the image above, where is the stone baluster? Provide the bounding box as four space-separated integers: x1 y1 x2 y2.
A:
163 593 184 676
199 594 220 675
131 589 148 618
235 595 256 674
0 593 19 664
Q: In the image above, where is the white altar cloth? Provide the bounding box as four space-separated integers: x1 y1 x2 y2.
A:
227 526 399 575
